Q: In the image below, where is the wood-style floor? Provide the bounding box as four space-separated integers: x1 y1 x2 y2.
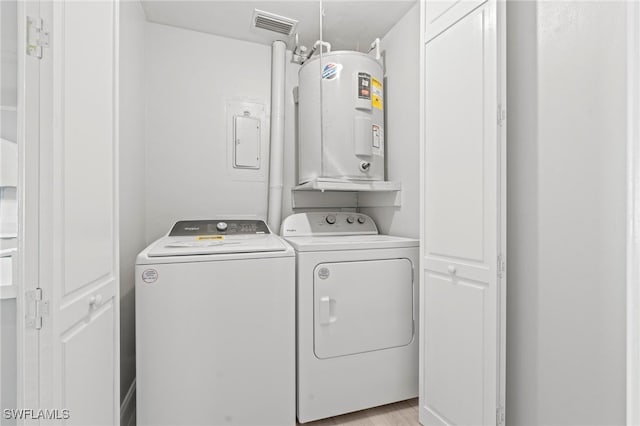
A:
299 398 420 426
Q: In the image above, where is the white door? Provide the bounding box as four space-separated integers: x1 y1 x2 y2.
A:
419 1 506 425
22 1 120 424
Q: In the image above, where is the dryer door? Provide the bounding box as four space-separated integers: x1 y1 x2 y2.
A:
313 258 414 359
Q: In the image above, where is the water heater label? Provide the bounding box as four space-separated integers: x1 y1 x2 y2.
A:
372 78 383 110
322 63 342 80
358 72 371 99
372 124 384 156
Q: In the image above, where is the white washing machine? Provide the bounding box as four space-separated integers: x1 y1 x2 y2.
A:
135 219 295 426
281 212 419 423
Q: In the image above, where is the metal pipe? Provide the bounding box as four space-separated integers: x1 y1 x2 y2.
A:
305 40 332 61
369 37 381 61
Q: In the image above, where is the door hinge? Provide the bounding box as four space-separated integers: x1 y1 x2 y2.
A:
26 288 49 330
497 104 506 127
496 406 505 425
26 16 49 59
497 254 506 279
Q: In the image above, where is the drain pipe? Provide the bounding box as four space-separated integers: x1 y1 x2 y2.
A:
267 40 286 234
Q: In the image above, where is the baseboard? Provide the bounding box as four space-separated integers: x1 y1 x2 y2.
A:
121 378 136 426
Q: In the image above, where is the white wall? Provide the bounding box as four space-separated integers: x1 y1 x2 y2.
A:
145 23 275 242
507 2 627 424
280 53 301 221
119 0 146 405
140 12 417 235
360 4 420 238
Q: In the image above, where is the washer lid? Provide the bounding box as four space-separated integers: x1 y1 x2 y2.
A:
147 234 288 257
283 234 418 252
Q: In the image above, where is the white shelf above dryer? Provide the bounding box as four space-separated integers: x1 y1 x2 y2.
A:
293 178 401 192
291 178 402 209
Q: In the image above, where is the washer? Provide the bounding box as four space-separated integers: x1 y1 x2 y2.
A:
281 212 419 423
136 219 295 426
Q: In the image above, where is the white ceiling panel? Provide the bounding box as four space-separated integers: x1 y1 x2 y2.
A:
141 0 417 51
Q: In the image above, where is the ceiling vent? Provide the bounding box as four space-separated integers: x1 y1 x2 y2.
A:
252 9 298 36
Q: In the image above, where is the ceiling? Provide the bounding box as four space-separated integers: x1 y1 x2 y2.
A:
141 0 417 52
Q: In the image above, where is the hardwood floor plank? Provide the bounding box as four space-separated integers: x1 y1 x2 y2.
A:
380 401 418 425
299 399 420 426
405 398 420 415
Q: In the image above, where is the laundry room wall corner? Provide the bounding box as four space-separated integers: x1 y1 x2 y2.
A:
360 4 420 238
280 51 301 222
118 0 146 416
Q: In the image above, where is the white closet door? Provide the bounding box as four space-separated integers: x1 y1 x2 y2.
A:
420 1 506 425
34 1 120 424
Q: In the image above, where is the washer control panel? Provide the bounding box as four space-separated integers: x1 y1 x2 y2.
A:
169 220 270 236
281 212 378 236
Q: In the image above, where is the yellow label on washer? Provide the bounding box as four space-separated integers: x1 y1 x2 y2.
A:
197 235 224 240
372 78 383 110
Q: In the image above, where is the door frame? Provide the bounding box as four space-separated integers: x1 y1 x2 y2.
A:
627 1 640 424
16 0 42 421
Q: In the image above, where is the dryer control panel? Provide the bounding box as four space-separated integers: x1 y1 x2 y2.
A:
169 220 270 236
281 212 378 237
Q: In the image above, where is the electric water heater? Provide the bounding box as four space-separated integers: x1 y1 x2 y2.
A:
298 51 384 184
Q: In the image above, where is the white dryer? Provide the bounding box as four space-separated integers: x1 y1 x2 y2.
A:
136 219 295 426
281 212 419 423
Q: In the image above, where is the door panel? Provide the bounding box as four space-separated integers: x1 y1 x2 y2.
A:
61 0 115 295
425 8 486 262
37 0 120 423
62 303 115 425
313 259 414 359
420 1 505 425
424 272 485 425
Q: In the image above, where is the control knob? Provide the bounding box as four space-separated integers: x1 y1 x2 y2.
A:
357 216 366 224
216 222 228 232
346 216 355 224
326 215 337 225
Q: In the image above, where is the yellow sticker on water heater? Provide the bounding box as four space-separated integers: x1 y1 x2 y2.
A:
372 78 383 110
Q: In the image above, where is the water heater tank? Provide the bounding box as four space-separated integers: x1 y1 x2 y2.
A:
298 51 384 184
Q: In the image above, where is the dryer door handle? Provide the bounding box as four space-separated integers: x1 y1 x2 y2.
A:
318 297 337 325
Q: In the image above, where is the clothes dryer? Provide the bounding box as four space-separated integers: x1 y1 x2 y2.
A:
281 212 419 423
